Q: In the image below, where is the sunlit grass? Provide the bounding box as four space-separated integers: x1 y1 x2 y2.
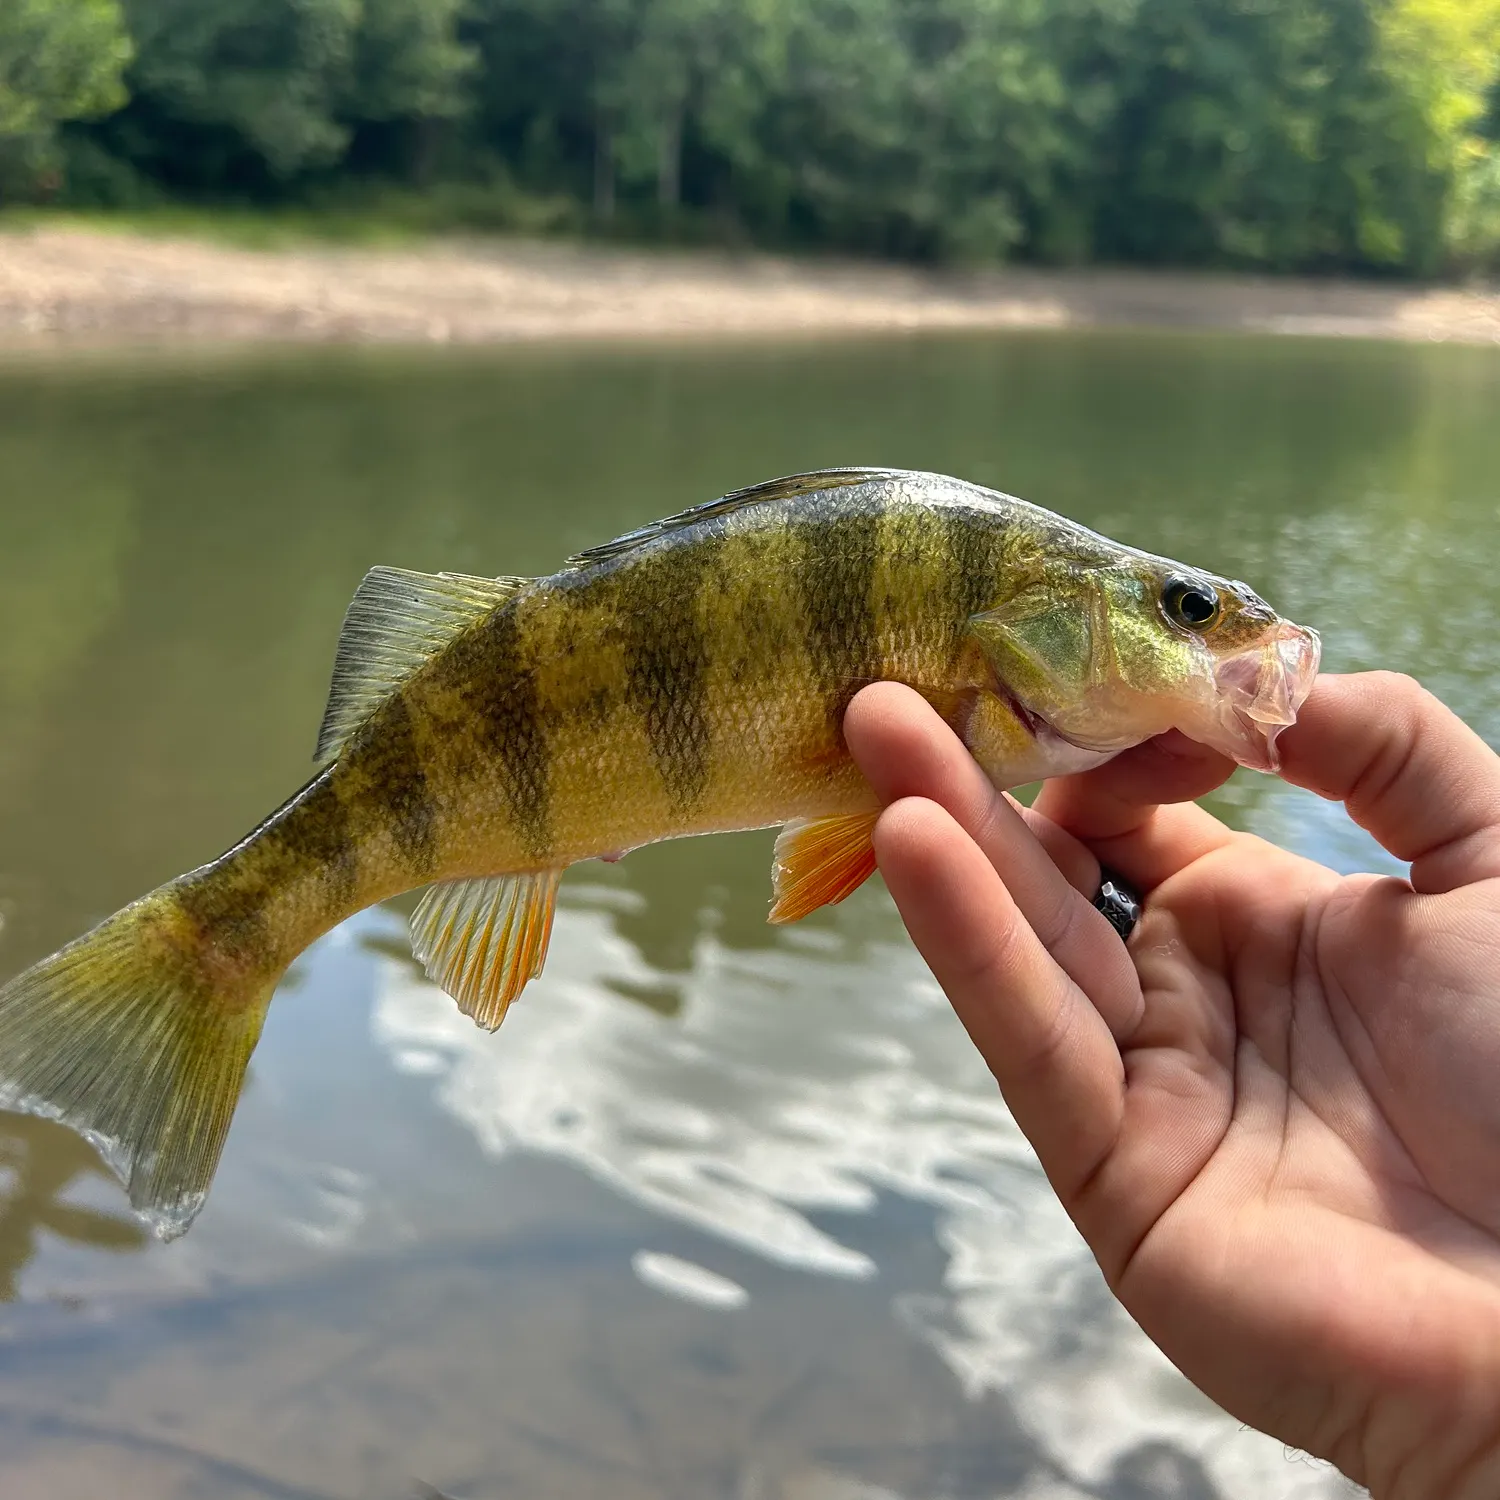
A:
0 182 586 251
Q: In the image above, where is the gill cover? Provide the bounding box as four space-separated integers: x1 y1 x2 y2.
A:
970 578 1105 703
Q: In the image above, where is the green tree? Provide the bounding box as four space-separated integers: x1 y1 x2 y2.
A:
343 0 476 184
607 0 782 213
462 0 614 214
0 0 131 196
1380 0 1500 268
36 0 1500 273
704 0 1110 260
108 0 360 188
351 0 474 123
1080 0 1456 270
95 0 475 193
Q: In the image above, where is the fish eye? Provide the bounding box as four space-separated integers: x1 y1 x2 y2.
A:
1162 576 1221 632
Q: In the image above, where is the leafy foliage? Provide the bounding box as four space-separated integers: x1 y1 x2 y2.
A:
0 0 131 194
6 0 1499 272
1448 143 1500 267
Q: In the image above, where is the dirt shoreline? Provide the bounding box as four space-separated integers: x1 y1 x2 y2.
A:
1 223 1498 349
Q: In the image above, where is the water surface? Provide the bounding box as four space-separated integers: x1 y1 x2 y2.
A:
0 329 1495 1498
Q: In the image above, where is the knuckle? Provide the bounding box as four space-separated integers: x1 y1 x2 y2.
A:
1367 669 1430 719
1033 882 1085 956
1025 977 1083 1073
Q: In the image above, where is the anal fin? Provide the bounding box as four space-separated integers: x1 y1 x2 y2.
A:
768 812 879 924
410 870 562 1030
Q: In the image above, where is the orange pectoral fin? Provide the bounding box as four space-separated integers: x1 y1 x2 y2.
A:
768 812 880 925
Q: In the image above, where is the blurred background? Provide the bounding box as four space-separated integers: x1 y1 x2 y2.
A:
2 0 1500 274
0 4 1498 1500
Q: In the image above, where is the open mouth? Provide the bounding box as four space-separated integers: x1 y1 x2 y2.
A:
1210 625 1322 771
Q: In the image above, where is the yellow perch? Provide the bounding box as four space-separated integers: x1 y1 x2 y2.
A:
0 469 1320 1236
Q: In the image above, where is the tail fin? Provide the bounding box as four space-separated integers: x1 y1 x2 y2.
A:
0 886 277 1240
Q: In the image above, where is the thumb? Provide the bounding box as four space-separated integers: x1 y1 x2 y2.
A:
1275 672 1500 895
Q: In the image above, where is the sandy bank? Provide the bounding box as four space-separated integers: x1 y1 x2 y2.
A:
1 224 1498 348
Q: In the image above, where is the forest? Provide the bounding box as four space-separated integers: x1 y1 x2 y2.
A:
4 0 1500 275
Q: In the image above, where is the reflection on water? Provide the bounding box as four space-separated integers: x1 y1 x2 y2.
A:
0 1114 145 1298
367 887 1340 1498
0 328 1489 1496
0 902 1341 1500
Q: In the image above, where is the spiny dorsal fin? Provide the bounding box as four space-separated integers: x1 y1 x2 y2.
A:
410 869 562 1029
566 468 899 568
315 567 528 762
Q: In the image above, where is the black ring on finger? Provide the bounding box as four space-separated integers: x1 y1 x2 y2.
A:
1092 869 1142 942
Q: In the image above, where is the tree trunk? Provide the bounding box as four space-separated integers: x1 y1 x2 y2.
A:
594 117 616 222
411 118 437 190
657 104 682 209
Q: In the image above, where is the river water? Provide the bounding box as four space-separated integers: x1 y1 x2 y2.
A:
0 328 1495 1499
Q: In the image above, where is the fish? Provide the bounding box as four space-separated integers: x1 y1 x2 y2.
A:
0 468 1320 1238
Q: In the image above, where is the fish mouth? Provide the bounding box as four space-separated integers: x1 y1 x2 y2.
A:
1205 624 1322 772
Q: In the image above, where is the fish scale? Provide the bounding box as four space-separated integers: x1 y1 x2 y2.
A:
0 467 1320 1238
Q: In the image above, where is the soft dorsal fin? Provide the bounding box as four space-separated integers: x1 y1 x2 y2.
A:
315 566 528 762
566 468 898 568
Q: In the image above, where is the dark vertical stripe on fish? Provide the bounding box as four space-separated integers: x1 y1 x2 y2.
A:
940 505 1007 642
173 877 270 966
281 775 361 912
371 693 437 878
175 771 358 960
797 502 885 704
474 604 552 861
621 543 713 809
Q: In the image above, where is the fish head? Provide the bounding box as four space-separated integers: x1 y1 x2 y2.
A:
970 553 1320 773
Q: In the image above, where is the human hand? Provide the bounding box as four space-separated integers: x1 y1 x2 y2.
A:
844 673 1500 1500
